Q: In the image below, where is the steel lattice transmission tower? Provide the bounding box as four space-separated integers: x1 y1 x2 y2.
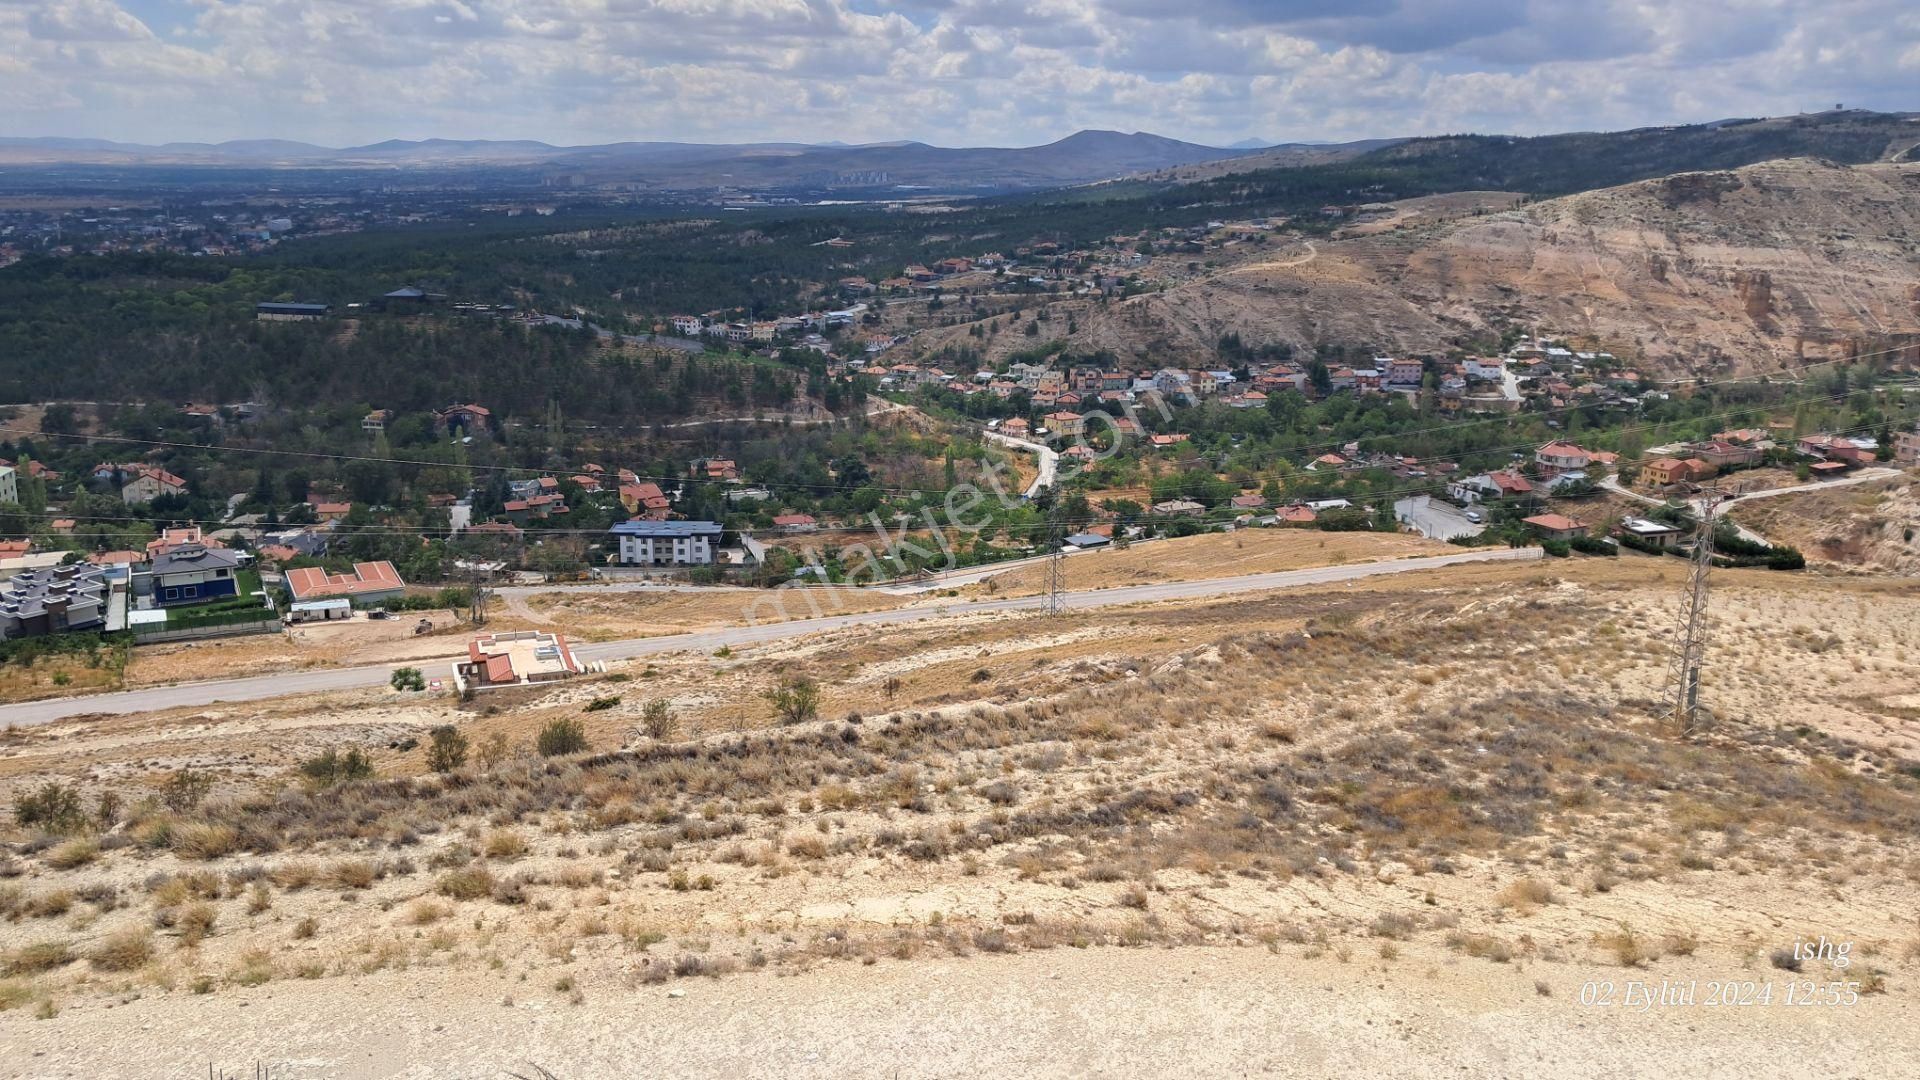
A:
1044 505 1067 615
1665 488 1730 736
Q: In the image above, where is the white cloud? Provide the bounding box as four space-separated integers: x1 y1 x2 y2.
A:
0 0 1908 146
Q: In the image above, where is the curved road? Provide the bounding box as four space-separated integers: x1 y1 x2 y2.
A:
0 547 1542 728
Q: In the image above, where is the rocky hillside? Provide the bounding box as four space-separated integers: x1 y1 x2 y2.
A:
933 158 1920 377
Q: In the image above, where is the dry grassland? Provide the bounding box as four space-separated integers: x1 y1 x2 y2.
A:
2 558 1918 1072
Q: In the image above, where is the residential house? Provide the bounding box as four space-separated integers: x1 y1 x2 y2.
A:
1276 505 1319 525
1615 517 1684 549
120 467 187 505
1149 499 1206 518
1230 494 1269 511
1307 453 1347 472
147 527 223 559
0 465 14 506
361 410 393 434
1384 358 1424 386
313 501 353 523
1642 457 1713 486
1448 470 1533 503
436 403 492 436
1044 411 1086 438
1692 440 1762 470
670 315 705 336
286 562 406 605
1534 441 1592 477
1797 434 1873 465
618 481 672 520
1522 514 1588 541
610 520 722 566
1895 428 1920 465
454 630 584 692
701 459 740 482
0 564 112 641
998 418 1032 439
772 513 819 534
146 544 249 607
1149 433 1190 450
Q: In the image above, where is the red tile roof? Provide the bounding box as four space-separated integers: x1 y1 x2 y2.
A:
285 561 404 601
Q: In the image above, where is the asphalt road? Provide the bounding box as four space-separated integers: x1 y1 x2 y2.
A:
1393 495 1487 541
0 547 1542 729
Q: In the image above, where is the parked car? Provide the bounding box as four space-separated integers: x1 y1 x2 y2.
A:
1464 510 1483 524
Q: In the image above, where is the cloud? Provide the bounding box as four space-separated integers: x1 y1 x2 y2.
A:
0 0 1911 146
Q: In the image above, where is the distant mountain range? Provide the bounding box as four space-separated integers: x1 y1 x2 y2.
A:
0 130 1385 193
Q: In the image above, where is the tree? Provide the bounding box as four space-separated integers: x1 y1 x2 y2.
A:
764 675 820 725
299 748 374 787
426 725 469 772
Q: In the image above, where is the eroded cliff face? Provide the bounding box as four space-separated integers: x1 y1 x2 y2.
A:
932 159 1920 378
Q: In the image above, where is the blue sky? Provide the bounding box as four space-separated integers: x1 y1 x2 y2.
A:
1 0 1912 147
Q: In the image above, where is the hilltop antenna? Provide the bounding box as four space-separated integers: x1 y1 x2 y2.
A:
1664 482 1737 736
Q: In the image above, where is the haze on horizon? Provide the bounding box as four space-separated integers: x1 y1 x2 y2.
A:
2 0 1914 149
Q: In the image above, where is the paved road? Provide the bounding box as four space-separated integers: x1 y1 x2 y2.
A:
1392 495 1486 541
982 430 1059 498
0 547 1542 728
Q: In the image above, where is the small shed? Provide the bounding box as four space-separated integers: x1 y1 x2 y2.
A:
1063 532 1111 549
288 598 353 624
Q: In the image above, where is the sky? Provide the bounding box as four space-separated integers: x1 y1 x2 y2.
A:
1 0 1914 148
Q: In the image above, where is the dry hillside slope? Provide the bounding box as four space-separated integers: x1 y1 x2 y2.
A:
988 159 1920 376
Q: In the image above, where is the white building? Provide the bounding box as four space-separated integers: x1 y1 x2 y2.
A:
609 520 722 566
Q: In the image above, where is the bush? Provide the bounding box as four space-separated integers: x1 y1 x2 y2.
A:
390 667 426 692
536 718 589 757
425 726 469 773
161 769 214 813
46 838 98 870
583 696 620 713
1569 535 1617 556
88 929 153 972
172 823 241 861
1540 539 1571 558
13 782 84 833
764 676 821 725
436 867 496 901
641 699 677 740
299 748 374 787
2 940 74 976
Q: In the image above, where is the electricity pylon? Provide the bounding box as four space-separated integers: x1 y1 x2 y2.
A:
1665 485 1734 736
1044 506 1066 615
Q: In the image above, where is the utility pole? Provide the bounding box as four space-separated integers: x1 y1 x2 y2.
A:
1665 484 1735 736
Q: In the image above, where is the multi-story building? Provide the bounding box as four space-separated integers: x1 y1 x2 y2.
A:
609 520 722 566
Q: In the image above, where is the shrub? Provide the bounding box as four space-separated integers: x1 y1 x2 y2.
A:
641 699 677 740
160 769 214 813
299 748 374 787
88 929 154 972
764 676 821 725
3 941 73 976
1770 947 1802 972
177 901 218 945
326 859 377 890
13 782 84 833
436 867 496 901
46 838 99 870
390 667 426 692
536 719 589 757
483 830 527 860
583 696 621 713
173 823 241 861
425 726 469 773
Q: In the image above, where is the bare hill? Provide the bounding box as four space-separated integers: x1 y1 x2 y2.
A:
956 159 1920 376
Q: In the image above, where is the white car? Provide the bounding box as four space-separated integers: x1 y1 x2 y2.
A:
1463 510 1483 524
